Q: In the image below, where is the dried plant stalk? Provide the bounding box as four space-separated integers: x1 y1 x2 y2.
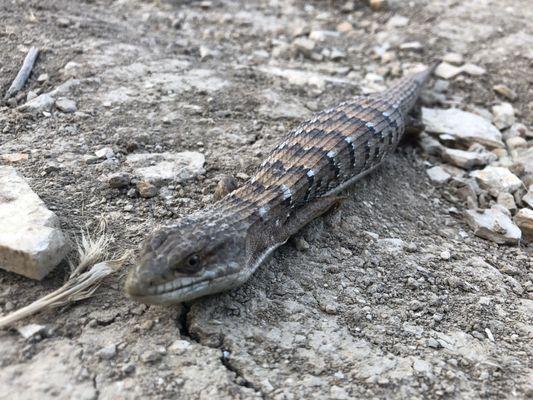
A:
0 227 128 329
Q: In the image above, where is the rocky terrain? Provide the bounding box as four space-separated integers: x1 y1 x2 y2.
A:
0 0 532 399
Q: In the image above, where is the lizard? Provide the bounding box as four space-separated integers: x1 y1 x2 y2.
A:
125 64 435 304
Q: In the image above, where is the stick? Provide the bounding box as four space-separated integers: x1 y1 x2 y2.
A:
4 47 39 100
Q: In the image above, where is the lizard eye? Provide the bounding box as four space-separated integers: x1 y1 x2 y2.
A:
187 254 200 268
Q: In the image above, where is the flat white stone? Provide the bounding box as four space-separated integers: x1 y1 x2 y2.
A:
442 147 496 170
0 166 68 280
465 206 521 245
470 166 522 197
422 108 504 149
514 208 533 242
126 152 205 185
492 102 515 130
426 166 451 185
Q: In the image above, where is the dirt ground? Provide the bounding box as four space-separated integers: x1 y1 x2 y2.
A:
0 0 532 399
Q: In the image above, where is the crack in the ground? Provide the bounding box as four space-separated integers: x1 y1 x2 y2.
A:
220 349 265 399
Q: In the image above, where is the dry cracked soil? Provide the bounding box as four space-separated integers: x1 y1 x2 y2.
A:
0 0 532 399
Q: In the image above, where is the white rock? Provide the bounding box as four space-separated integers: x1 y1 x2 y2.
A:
126 152 205 185
442 52 464 65
470 166 522 196
422 108 504 149
460 63 486 76
426 166 451 184
506 136 527 150
513 147 533 175
292 37 316 57
497 192 517 213
95 147 115 159
55 97 77 113
376 238 404 254
387 15 409 27
17 93 55 113
492 103 515 130
168 340 191 355
17 324 47 339
0 167 68 279
442 147 496 170
513 208 533 242
434 62 462 79
464 206 521 244
309 30 340 41
522 188 533 208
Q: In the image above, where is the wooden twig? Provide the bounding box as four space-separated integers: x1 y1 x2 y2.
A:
4 47 39 100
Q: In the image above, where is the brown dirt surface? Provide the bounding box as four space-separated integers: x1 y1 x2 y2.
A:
0 0 532 399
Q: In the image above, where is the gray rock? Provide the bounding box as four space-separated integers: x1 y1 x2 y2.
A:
17 93 55 113
497 192 517 214
106 172 131 188
492 103 515 130
95 147 115 159
126 152 205 185
97 344 117 360
442 52 463 65
470 166 522 196
292 37 316 57
17 324 47 339
376 238 404 254
513 208 533 242
55 98 77 113
422 108 504 149
137 181 158 198
168 340 191 355
418 133 443 155
522 188 533 208
493 84 517 101
434 62 462 79
464 205 521 244
442 147 497 170
387 15 409 27
461 63 486 76
426 166 451 185
0 166 68 279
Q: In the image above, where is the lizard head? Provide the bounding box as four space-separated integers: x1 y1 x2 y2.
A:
125 214 250 305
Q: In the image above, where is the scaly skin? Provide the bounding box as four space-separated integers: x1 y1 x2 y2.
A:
125 65 435 304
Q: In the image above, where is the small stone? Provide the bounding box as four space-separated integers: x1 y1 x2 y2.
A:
418 133 443 155
126 152 205 185
442 52 464 65
522 188 533 209
168 340 191 355
137 181 158 198
95 147 115 159
387 15 409 28
505 123 529 140
492 103 515 130
37 73 49 82
513 208 533 242
55 97 77 113
434 62 462 79
399 41 423 51
97 344 117 360
422 108 504 149
442 147 496 170
336 21 353 33
17 93 55 113
506 136 527 150
17 324 47 339
426 166 451 184
493 84 517 101
376 238 404 253
292 37 316 57
26 90 38 101
440 250 451 260
341 1 355 12
329 48 346 61
0 167 68 279
470 166 522 196
461 63 486 76
140 350 161 364
497 192 517 214
464 206 521 244
107 172 131 188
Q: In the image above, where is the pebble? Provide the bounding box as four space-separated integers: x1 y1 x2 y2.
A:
292 37 316 57
1 153 29 163
464 205 521 244
55 97 77 113
492 102 515 130
336 21 353 33
140 350 162 364
506 136 527 150
97 344 117 360
17 324 47 339
387 15 409 28
470 166 522 196
17 93 55 113
213 175 238 200
0 167 68 279
107 172 131 188
434 62 462 79
426 166 451 184
493 84 517 101
126 152 205 185
505 123 529 140
137 181 158 198
513 208 533 242
440 250 451 260
95 147 115 159
56 17 71 27
422 108 504 149
376 238 404 253
497 192 517 214
522 188 533 209
443 147 497 170
399 41 423 51
442 52 464 65
37 73 49 82
168 340 191 355
461 63 486 76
